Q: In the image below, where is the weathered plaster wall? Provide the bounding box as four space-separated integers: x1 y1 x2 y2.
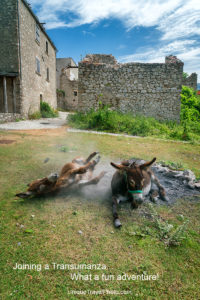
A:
78 54 183 122
183 73 197 90
19 0 57 116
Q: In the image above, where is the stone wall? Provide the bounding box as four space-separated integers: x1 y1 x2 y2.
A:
183 73 197 90
83 54 117 65
0 113 21 123
78 55 183 122
0 0 19 75
19 0 57 116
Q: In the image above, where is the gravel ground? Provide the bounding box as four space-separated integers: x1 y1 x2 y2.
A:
0 112 68 130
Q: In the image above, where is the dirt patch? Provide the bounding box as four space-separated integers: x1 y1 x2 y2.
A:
0 139 15 144
12 127 68 136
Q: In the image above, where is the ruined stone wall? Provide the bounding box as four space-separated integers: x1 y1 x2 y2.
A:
19 0 57 116
0 0 19 74
78 55 183 122
182 73 197 90
83 54 117 65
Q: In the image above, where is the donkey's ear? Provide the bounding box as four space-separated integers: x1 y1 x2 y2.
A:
140 158 156 170
110 162 126 170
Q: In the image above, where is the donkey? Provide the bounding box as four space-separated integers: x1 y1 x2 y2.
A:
110 158 168 228
16 152 105 198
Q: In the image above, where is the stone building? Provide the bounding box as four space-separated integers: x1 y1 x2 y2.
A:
56 57 76 89
78 54 197 122
0 0 57 121
56 58 78 110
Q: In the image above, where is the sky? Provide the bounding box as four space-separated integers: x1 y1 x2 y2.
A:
30 0 200 81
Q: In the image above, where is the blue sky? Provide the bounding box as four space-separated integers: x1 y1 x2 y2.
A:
30 0 200 80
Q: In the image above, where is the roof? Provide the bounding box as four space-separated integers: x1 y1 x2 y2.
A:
21 0 57 51
197 91 200 95
0 72 19 77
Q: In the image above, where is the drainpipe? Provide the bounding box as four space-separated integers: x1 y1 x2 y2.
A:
17 0 22 115
17 0 22 79
3 77 8 113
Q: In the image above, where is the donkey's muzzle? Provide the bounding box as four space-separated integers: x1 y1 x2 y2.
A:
131 193 144 208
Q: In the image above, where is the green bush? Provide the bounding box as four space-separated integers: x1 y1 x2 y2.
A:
181 86 200 122
40 101 58 118
29 111 42 120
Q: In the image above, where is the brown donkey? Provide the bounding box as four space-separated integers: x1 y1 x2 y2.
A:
110 158 168 228
16 152 105 198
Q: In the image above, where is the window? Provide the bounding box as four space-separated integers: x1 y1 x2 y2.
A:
36 23 40 43
46 68 49 81
46 41 48 54
36 57 40 74
74 91 78 96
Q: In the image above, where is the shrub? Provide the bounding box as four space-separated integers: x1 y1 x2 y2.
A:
40 101 58 118
181 86 200 122
182 72 189 79
147 203 189 246
29 111 42 120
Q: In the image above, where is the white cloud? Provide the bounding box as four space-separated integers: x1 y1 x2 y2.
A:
29 0 200 79
30 0 200 37
82 30 96 37
117 44 127 50
119 40 200 79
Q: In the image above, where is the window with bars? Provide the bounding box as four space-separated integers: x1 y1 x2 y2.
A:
36 23 40 43
36 57 40 74
46 41 48 54
46 68 49 81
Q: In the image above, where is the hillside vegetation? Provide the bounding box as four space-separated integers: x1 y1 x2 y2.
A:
68 86 200 142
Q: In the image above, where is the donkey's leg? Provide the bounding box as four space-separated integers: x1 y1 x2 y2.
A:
152 175 169 201
78 171 106 187
149 189 159 203
71 157 100 175
84 151 99 164
112 196 122 228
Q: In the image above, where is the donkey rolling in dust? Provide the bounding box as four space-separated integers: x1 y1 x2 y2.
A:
16 152 105 198
110 158 168 228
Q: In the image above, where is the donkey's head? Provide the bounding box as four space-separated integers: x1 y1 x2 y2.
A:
111 158 156 206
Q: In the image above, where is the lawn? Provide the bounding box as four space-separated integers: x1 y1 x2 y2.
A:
0 128 200 299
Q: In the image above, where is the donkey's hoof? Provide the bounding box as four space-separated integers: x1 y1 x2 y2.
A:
161 195 169 202
114 219 122 228
94 155 101 164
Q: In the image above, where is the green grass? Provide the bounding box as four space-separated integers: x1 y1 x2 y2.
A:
0 129 200 299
